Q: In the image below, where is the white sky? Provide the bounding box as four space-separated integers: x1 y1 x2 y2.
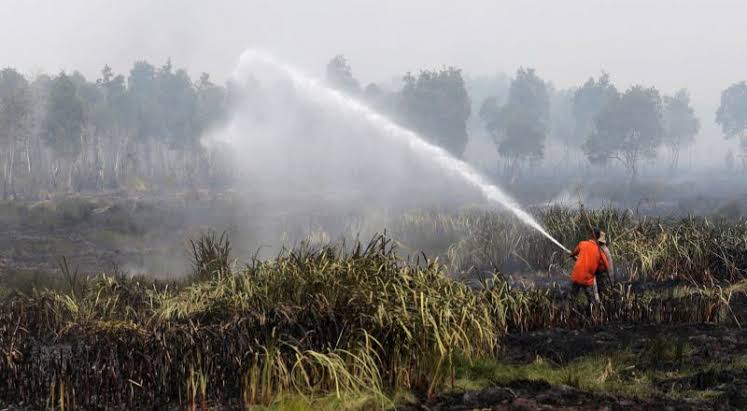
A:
3 0 745 161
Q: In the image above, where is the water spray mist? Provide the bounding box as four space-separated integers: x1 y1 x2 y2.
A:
230 49 571 254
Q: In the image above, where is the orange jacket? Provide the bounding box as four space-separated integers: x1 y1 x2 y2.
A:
571 240 609 286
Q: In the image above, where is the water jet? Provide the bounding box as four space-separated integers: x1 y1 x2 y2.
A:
230 50 571 254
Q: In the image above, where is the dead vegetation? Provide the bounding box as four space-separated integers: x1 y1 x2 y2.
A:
393 206 747 283
0 224 743 409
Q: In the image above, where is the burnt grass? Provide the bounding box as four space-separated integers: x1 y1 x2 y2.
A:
405 297 747 410
2 195 747 409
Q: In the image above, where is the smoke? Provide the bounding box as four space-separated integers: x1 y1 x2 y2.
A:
201 50 484 253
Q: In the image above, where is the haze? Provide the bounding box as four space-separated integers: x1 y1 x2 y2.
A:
4 0 745 162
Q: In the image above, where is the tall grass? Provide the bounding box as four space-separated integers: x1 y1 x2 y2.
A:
391 207 747 282
0 233 736 409
190 230 232 281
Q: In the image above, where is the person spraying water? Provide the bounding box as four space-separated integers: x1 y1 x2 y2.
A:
229 50 570 254
567 227 610 307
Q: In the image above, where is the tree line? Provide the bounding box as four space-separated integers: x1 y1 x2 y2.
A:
0 61 229 200
1 56 746 200
328 55 746 184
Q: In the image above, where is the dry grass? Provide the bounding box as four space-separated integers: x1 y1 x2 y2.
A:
390 207 747 282
0 228 738 409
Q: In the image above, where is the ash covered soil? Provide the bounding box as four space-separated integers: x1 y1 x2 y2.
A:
404 309 747 410
0 191 337 278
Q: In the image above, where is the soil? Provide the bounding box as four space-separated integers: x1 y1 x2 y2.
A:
404 317 747 410
0 191 398 277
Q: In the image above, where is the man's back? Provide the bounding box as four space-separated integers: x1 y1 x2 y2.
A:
571 240 606 286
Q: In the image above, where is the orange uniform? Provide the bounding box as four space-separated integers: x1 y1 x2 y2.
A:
571 240 609 286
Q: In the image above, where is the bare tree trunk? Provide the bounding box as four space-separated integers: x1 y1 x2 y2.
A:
668 146 680 176
23 138 32 199
7 143 15 199
91 133 105 191
114 142 121 184
25 137 32 174
630 165 638 185
114 133 128 187
67 158 76 193
1 150 7 200
205 148 211 182
147 137 155 179
96 135 106 191
50 160 60 191
506 156 520 185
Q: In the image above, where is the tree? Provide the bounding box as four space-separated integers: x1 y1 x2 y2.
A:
478 96 501 138
127 61 160 143
94 65 133 187
42 72 85 190
549 87 576 162
584 85 663 183
156 61 197 150
573 73 617 147
0 61 240 196
479 68 549 180
127 60 163 178
195 73 226 135
95 65 133 144
399 68 471 158
194 73 227 184
0 68 32 198
69 71 102 110
28 74 52 192
325 55 360 95
662 89 699 171
363 83 384 107
68 71 105 190
362 82 399 119
716 82 747 169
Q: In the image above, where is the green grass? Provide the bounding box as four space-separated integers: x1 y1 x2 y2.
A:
249 342 747 408
249 392 389 411
455 352 656 398
452 332 745 405
734 354 747 369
